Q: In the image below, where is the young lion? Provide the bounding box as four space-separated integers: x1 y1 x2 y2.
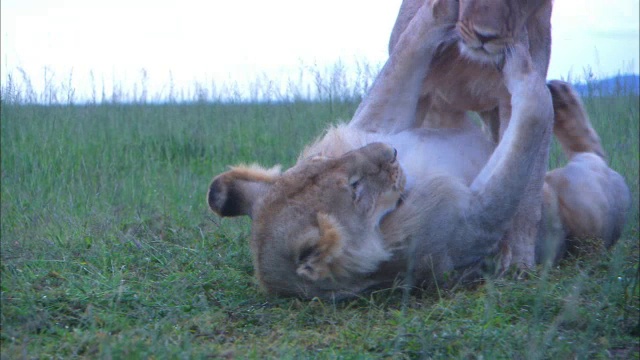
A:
384 0 604 271
387 0 603 157
385 0 552 134
207 1 630 299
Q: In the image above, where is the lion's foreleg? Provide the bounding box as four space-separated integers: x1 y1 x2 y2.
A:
466 45 553 261
500 133 551 270
388 0 426 54
350 0 456 133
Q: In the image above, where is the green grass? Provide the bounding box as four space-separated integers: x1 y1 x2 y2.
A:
1 88 638 358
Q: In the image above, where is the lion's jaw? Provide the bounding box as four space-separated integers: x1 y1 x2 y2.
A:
251 143 404 299
455 0 547 64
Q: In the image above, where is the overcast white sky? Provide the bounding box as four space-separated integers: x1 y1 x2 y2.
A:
1 0 639 101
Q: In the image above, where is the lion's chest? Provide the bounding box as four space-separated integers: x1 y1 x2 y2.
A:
422 46 510 114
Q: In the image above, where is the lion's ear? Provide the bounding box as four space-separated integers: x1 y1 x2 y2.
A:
207 164 281 218
296 213 345 282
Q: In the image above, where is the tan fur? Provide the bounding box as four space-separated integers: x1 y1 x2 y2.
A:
387 0 552 136
206 0 630 298
534 80 630 263
386 0 556 270
227 164 282 183
207 164 281 218
548 80 606 159
387 0 618 271
545 154 631 249
295 213 346 281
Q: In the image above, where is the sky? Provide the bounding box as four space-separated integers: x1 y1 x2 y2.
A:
1 0 639 101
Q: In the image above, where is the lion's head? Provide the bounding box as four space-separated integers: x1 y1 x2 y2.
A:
456 0 552 64
208 143 405 298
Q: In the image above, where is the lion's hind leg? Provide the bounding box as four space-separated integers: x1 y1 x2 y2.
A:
540 82 631 261
349 0 457 133
548 80 605 160
544 154 631 253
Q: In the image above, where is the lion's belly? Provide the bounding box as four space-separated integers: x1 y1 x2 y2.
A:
386 127 496 189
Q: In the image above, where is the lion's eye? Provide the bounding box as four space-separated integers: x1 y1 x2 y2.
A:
349 179 361 199
348 175 362 190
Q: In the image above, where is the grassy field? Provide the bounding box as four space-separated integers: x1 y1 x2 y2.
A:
1 84 638 358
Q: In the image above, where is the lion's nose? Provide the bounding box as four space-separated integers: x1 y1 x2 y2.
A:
358 142 397 164
474 30 499 44
380 145 397 164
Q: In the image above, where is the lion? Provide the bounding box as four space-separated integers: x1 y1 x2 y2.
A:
381 0 605 270
206 1 630 299
385 0 552 132
386 0 604 157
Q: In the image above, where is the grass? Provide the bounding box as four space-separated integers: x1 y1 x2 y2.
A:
1 78 638 358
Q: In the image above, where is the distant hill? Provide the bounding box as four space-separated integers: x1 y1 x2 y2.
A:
571 74 639 97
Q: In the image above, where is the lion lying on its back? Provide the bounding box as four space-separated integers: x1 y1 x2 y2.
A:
207 1 630 299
